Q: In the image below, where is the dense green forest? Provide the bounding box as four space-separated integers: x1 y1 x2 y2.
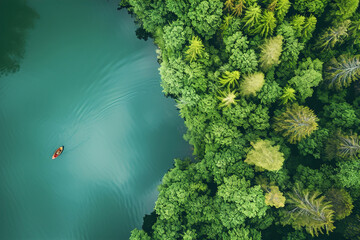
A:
120 0 360 239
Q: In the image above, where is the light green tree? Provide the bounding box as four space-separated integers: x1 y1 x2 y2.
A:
259 35 283 71
185 36 205 62
253 10 277 38
218 89 238 108
279 87 296 105
219 70 240 89
239 72 265 97
242 3 262 32
265 186 286 208
274 104 319 143
245 139 285 171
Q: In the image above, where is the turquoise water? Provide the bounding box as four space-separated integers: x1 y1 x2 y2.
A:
0 0 190 239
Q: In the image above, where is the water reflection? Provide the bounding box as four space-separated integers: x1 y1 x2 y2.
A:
0 0 39 76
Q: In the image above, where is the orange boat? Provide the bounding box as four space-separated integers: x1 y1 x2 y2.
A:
52 146 64 159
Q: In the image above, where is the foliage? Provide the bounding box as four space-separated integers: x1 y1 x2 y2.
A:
288 58 323 102
259 35 283 71
327 0 360 22
257 80 282 105
325 188 354 220
336 159 360 188
244 139 285 171
323 102 360 129
239 72 265 97
187 0 223 39
274 104 319 143
129 229 151 240
224 31 258 72
297 128 330 159
281 185 335 236
292 0 329 16
325 54 360 90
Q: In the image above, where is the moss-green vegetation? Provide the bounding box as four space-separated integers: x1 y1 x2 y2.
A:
121 0 360 238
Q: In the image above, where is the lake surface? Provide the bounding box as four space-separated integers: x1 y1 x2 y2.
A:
0 0 190 239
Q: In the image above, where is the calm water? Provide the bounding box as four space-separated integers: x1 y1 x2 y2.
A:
0 0 189 239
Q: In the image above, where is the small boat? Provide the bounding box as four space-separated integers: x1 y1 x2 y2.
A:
52 146 64 159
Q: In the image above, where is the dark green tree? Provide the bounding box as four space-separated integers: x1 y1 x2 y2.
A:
325 188 354 220
253 10 277 38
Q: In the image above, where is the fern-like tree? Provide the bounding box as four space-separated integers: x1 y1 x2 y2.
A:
224 0 235 11
279 87 296 105
259 35 283 71
273 104 319 143
302 15 317 41
268 0 291 22
317 20 351 50
185 36 205 62
218 89 238 108
253 10 277 38
244 139 285 171
325 188 353 220
239 72 265 97
326 131 360 159
325 54 360 90
242 3 262 32
232 0 246 16
291 15 305 37
281 185 335 236
219 70 240 89
220 14 233 31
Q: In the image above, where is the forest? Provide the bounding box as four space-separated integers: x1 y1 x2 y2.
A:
120 0 360 239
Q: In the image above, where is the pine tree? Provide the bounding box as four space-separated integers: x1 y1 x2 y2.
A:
185 36 205 62
325 54 360 90
218 89 238 108
274 104 318 143
279 87 296 105
281 185 335 236
242 3 262 32
317 20 351 50
253 10 277 38
259 35 283 71
219 71 240 89
232 0 246 16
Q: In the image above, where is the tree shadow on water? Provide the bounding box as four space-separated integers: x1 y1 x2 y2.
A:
0 0 39 76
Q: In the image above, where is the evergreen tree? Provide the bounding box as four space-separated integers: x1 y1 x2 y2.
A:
253 10 277 38
317 20 351 50
185 36 205 62
219 70 240 89
218 89 238 108
279 87 296 105
274 104 318 143
242 3 262 32
281 185 335 236
325 54 360 90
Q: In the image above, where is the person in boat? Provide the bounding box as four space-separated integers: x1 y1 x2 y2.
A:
55 148 62 155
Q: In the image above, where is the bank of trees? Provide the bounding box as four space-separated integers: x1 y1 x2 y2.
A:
121 0 360 239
